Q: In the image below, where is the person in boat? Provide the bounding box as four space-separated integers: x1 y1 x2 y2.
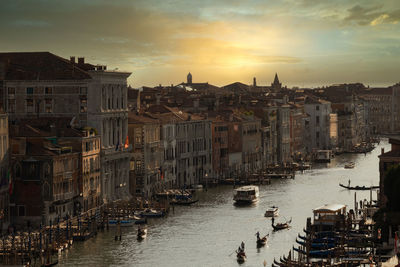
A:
241 241 245 250
348 179 351 187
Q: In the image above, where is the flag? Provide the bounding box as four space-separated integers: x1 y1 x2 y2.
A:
124 135 129 149
8 170 12 196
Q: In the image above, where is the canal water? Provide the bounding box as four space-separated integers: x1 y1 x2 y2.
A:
58 141 389 267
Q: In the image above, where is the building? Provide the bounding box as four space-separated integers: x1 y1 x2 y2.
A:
277 102 291 163
10 136 79 226
304 96 332 151
0 52 131 203
128 113 163 197
0 111 9 231
210 117 229 179
147 105 212 188
378 137 400 208
359 85 400 134
9 119 101 225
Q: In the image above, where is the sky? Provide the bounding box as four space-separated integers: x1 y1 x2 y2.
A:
0 0 400 88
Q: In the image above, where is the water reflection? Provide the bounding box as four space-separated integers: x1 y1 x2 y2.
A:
59 141 389 267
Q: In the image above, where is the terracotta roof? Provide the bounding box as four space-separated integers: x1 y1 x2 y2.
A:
0 52 91 80
128 113 160 124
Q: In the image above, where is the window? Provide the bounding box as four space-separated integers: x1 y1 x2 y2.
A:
80 87 88 94
316 116 320 125
26 99 34 113
26 87 34 94
45 87 53 94
80 99 87 113
45 99 53 113
8 88 15 98
316 105 319 111
7 99 15 113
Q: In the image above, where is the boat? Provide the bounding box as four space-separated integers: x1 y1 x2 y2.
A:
137 227 147 240
139 209 165 218
133 215 147 224
339 183 379 191
236 250 246 263
295 238 336 249
108 219 135 227
170 195 199 206
271 217 291 231
344 162 355 169
293 246 336 258
233 185 259 205
264 206 279 217
256 232 268 247
42 260 59 267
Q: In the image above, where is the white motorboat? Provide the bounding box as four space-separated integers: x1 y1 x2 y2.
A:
344 162 355 169
264 206 279 217
233 185 259 204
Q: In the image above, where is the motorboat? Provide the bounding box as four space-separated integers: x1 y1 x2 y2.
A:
265 206 279 217
108 219 135 227
344 162 355 169
137 227 147 240
233 185 259 204
139 209 165 218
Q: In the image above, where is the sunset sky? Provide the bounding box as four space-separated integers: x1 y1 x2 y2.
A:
1 0 399 88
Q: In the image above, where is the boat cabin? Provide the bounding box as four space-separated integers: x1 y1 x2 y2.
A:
313 204 346 231
233 186 259 204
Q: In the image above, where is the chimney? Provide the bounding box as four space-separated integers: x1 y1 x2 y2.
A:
253 77 257 87
70 56 76 64
78 57 85 64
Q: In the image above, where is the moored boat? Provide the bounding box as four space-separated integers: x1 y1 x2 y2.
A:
108 219 135 227
233 185 259 205
140 209 165 218
264 206 279 217
170 195 199 206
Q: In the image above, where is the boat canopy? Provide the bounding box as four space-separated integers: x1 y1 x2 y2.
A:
234 186 258 192
313 204 346 214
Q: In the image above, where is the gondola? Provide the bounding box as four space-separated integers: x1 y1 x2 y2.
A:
293 246 336 258
272 217 291 231
170 198 199 206
295 238 336 249
256 234 268 247
339 183 379 191
236 250 246 263
42 260 59 267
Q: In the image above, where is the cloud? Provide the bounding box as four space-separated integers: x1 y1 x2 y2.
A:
344 4 400 26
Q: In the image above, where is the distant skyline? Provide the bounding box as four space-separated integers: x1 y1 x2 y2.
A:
0 0 400 88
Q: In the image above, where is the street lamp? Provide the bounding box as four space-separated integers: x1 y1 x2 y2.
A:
205 173 208 192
